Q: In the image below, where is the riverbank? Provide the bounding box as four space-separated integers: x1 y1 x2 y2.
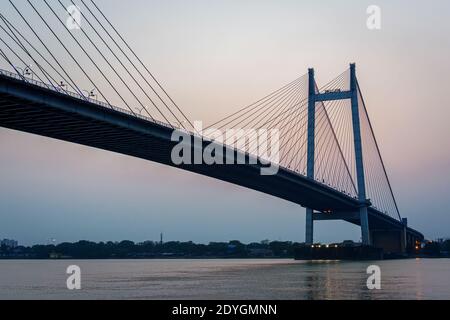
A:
2 239 448 260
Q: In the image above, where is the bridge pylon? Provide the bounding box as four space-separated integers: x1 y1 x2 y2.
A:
305 63 371 246
305 68 316 246
349 63 370 245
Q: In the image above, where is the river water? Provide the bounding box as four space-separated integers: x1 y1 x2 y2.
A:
0 259 449 300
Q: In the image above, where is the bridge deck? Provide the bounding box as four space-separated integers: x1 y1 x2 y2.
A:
0 73 423 240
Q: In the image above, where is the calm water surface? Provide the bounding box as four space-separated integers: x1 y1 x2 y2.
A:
0 259 449 300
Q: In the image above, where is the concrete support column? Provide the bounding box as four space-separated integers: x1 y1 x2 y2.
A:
401 228 407 253
401 218 408 253
360 206 370 246
306 68 316 245
305 208 314 245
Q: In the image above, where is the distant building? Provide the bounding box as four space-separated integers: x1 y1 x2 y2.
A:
1 239 18 248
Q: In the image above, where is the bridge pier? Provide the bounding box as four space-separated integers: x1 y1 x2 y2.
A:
305 208 314 245
371 229 406 254
359 207 370 246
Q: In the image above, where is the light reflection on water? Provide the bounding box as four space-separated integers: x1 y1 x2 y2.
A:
0 258 449 300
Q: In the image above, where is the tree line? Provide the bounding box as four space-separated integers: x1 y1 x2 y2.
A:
1 239 449 259
0 240 300 259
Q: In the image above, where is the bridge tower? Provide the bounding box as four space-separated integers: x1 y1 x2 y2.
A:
305 68 316 246
305 63 371 246
349 63 370 245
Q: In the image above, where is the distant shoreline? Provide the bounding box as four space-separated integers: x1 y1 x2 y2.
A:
0 239 298 260
0 257 294 261
2 239 449 260
2 255 449 261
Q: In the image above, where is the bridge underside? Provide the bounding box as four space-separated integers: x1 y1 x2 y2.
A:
0 75 424 249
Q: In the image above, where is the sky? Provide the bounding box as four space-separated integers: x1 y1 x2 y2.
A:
1 0 450 246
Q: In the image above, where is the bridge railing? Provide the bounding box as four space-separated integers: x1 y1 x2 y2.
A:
0 68 177 131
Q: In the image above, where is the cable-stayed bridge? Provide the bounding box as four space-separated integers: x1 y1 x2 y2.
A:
0 0 423 254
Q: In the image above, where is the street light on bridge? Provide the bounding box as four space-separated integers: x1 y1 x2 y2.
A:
83 89 97 101
14 65 34 80
59 81 67 91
